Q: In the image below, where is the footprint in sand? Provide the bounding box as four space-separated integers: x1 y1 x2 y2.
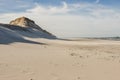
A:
77 76 81 80
70 53 78 56
70 53 84 59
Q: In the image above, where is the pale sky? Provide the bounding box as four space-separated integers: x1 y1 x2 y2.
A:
0 0 120 38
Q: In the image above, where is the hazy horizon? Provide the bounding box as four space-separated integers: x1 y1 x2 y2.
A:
0 0 120 38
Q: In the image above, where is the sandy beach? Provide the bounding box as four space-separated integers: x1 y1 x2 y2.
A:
0 38 120 80
0 0 120 79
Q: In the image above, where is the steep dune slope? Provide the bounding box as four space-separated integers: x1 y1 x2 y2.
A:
0 26 42 44
9 17 56 39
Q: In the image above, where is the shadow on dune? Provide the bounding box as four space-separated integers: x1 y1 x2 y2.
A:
0 39 46 45
0 26 46 45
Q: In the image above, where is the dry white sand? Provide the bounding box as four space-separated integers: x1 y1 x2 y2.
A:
0 38 120 80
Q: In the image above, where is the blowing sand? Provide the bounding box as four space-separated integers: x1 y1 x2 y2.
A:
0 38 120 80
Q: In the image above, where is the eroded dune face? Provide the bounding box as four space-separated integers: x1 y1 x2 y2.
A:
0 17 56 41
10 17 42 30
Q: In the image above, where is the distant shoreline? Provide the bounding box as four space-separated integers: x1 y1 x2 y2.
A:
60 37 120 41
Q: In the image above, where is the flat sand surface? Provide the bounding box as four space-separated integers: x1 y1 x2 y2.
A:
0 39 120 80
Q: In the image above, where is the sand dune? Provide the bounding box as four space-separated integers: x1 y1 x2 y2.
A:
0 26 43 44
0 17 56 40
0 38 120 80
